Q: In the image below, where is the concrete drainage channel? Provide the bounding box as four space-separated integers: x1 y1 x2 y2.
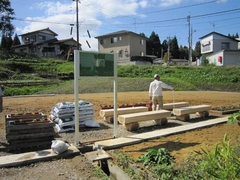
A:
80 145 131 180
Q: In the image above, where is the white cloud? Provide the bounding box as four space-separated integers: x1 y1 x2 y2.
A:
139 1 149 8
15 0 151 50
34 1 72 16
216 0 228 3
159 0 183 7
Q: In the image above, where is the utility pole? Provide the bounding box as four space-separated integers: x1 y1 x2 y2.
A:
190 27 196 65
161 47 163 59
190 27 193 65
187 15 191 65
74 0 80 50
167 37 170 64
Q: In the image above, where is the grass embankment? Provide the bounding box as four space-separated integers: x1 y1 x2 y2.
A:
0 59 240 96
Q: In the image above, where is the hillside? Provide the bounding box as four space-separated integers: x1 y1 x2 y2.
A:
0 57 240 96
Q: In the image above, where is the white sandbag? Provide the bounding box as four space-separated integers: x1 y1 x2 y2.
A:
84 120 100 128
54 124 75 133
51 140 69 154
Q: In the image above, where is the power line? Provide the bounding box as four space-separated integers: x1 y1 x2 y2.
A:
142 0 218 15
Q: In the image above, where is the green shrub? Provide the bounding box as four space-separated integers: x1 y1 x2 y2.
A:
228 111 240 124
196 134 240 179
137 148 175 166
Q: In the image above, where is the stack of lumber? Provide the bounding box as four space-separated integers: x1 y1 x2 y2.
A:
5 112 56 150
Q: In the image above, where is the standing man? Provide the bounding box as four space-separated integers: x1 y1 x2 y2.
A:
149 74 174 111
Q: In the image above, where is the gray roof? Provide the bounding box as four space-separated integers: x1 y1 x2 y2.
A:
95 30 147 39
199 31 238 42
19 27 58 36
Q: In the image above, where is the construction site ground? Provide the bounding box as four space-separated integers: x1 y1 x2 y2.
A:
0 91 240 179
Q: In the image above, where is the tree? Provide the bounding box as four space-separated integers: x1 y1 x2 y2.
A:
0 34 7 49
194 41 201 58
12 33 21 46
170 36 179 59
0 0 15 36
179 45 188 59
139 33 146 38
6 35 12 50
146 31 161 57
161 39 168 58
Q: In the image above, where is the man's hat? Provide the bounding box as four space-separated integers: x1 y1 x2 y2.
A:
154 74 160 78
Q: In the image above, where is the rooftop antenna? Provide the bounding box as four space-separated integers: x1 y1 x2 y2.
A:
213 23 215 32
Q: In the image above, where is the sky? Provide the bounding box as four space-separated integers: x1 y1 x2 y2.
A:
10 0 240 51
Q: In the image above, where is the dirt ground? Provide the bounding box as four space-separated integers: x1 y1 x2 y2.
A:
0 91 240 179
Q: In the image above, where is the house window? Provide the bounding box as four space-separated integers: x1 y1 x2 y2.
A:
33 46 36 52
39 35 46 40
221 42 230 50
140 39 144 45
118 36 122 41
111 37 118 43
118 49 123 57
20 48 26 53
31 35 36 42
202 42 211 52
100 39 106 45
24 37 30 43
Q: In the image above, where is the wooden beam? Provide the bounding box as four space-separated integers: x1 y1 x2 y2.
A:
173 105 211 116
99 106 148 118
163 102 189 110
118 110 171 124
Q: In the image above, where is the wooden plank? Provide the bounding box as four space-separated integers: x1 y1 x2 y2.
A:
163 102 189 110
6 127 55 135
100 106 148 117
5 113 45 121
8 136 55 145
0 144 80 168
6 122 55 131
173 105 212 116
118 110 171 124
6 132 57 141
7 140 53 149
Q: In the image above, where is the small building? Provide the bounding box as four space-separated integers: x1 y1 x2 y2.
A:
95 30 147 64
13 28 81 59
199 32 240 66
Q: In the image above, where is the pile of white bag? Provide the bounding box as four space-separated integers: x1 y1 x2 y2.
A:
50 100 100 133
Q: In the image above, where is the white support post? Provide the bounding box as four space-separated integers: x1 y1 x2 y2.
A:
74 50 80 145
113 53 118 138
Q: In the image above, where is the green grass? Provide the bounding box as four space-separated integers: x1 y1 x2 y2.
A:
1 56 240 96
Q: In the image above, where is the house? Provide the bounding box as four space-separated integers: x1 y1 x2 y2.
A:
95 30 147 64
199 32 240 66
13 28 81 59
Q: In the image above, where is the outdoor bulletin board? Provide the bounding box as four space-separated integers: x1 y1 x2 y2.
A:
73 50 118 145
79 51 115 77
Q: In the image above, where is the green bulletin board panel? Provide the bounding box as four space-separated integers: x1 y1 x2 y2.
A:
79 51 114 77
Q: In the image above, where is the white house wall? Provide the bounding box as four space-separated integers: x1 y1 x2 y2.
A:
98 35 129 61
130 35 146 57
212 34 238 52
224 51 240 65
98 33 146 62
201 33 239 54
201 35 213 54
207 51 224 66
207 51 240 66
